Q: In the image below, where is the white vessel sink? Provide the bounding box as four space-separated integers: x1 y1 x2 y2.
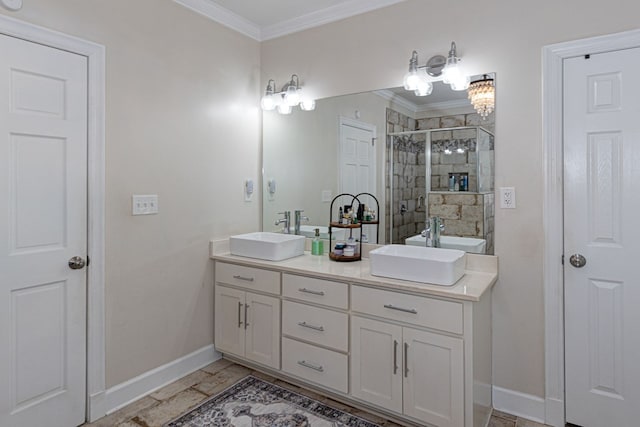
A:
369 244 466 286
230 232 305 261
298 225 346 241
405 234 486 254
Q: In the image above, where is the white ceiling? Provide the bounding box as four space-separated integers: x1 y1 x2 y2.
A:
174 0 407 41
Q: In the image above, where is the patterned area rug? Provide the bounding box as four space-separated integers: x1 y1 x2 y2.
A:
164 375 383 427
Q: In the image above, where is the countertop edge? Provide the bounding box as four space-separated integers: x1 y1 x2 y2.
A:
210 251 497 302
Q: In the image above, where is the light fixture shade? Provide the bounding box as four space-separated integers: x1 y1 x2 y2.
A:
442 61 470 90
283 86 301 106
449 74 470 91
414 78 433 96
300 98 316 111
277 103 292 115
468 76 495 119
260 94 276 110
403 70 420 91
403 50 421 91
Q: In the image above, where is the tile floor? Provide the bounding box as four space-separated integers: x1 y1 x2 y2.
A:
84 359 550 427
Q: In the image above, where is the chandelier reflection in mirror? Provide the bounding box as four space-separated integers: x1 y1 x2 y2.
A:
260 74 316 115
467 75 495 119
402 41 470 96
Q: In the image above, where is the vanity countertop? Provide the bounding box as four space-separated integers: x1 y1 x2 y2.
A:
210 242 497 302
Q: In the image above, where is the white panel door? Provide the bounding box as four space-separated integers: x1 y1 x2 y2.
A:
339 121 375 196
403 328 464 427
350 316 403 414
564 47 640 426
0 35 88 426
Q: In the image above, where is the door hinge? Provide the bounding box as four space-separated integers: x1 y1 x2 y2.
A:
561 254 564 265
87 255 90 267
585 54 591 59
371 137 376 146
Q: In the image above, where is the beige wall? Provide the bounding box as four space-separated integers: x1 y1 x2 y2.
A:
1 0 261 387
261 0 640 397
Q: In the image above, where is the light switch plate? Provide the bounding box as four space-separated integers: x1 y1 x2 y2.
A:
132 195 158 215
499 187 516 209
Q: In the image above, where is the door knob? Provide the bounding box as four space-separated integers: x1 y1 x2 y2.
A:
569 254 586 268
68 256 86 270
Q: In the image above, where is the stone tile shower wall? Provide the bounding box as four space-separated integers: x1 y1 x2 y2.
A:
385 109 425 244
428 193 495 254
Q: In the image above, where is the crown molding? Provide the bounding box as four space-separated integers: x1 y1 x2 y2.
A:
261 0 407 41
173 0 261 41
374 89 472 114
174 0 406 42
374 89 418 113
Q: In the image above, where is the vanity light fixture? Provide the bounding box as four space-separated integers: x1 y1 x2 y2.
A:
261 74 316 114
467 74 495 119
402 41 470 96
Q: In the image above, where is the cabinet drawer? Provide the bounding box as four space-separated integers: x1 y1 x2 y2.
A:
282 274 348 309
216 262 280 295
282 337 348 393
351 285 463 334
282 301 348 352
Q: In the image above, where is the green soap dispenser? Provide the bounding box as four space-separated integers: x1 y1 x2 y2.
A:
311 228 324 255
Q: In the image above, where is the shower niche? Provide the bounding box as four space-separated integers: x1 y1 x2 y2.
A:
386 121 495 254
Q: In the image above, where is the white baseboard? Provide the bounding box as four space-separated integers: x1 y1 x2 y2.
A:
102 344 221 417
492 386 546 424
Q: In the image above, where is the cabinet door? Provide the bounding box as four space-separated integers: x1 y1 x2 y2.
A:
214 286 245 357
245 292 280 369
403 328 464 427
350 316 403 413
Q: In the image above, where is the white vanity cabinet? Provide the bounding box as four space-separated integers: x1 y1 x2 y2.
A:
350 286 464 427
214 262 281 370
280 273 349 393
212 254 495 427
351 316 464 426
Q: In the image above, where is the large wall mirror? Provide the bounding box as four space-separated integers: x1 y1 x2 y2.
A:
262 75 495 254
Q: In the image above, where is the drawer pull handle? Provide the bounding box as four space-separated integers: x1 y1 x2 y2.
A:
233 275 254 282
244 304 250 330
297 321 325 332
384 304 418 314
393 340 398 375
404 342 409 378
238 302 243 328
298 288 325 296
297 360 324 372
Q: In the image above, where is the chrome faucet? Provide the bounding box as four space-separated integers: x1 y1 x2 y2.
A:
275 211 291 234
294 209 310 235
422 216 445 247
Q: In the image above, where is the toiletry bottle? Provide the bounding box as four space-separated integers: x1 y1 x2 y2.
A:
338 207 343 222
454 175 460 191
311 228 323 255
449 174 456 191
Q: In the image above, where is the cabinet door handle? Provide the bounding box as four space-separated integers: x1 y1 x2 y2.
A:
244 304 250 330
404 342 409 378
297 360 324 372
393 340 398 375
297 321 325 332
298 288 325 296
384 304 418 314
233 275 254 282
237 302 243 327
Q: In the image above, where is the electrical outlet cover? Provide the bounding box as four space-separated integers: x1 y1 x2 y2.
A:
499 187 516 209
